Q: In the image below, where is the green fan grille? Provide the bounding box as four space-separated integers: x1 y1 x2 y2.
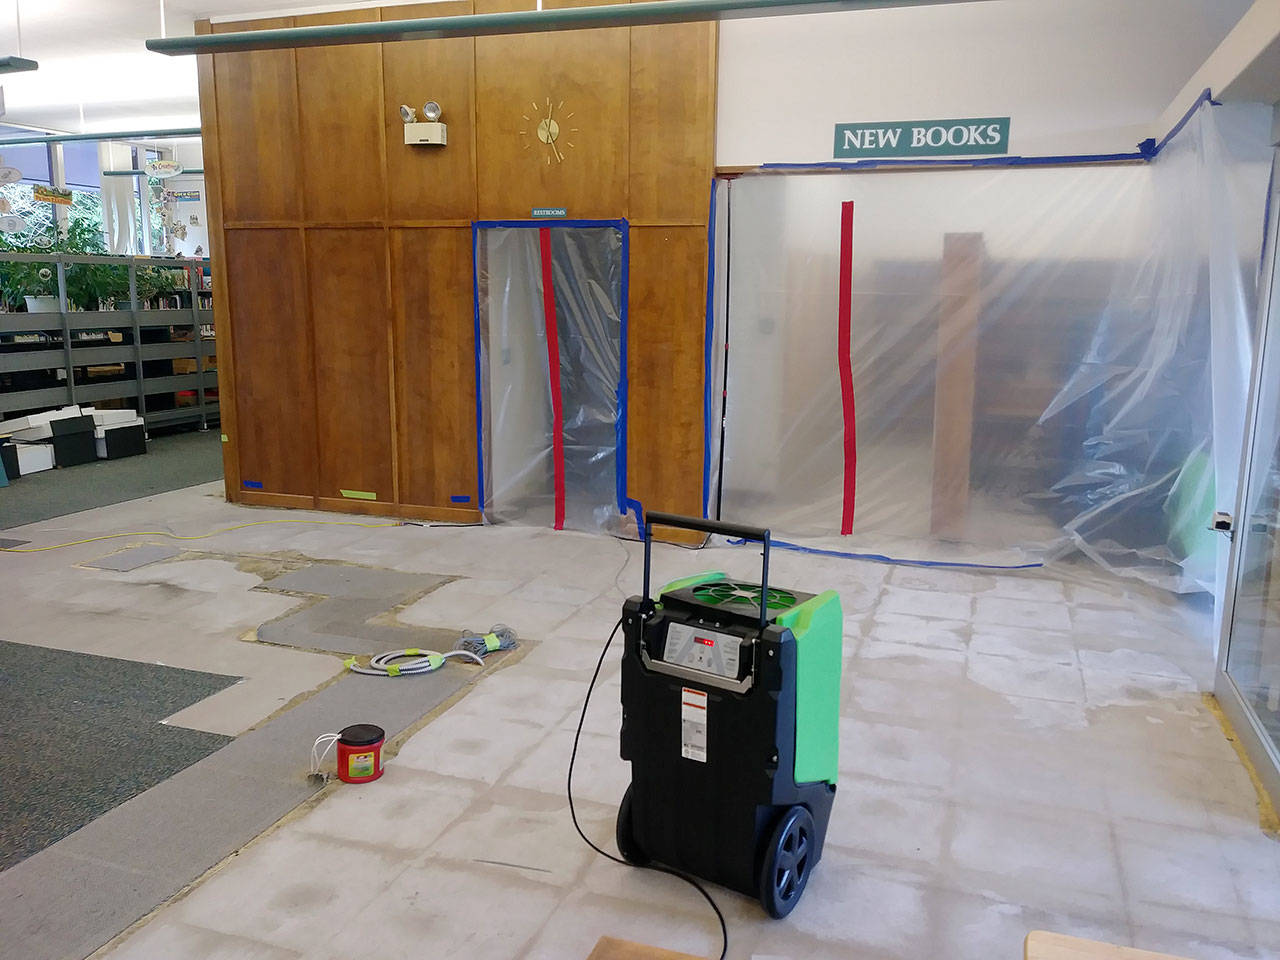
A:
690 581 797 611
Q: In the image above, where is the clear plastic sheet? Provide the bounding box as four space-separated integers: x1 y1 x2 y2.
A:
716 102 1274 592
475 224 626 534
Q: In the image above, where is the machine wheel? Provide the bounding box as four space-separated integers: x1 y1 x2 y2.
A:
758 805 815 918
616 784 649 865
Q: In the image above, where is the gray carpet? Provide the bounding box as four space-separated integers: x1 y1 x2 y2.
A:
0 429 223 530
0 665 486 960
0 640 238 871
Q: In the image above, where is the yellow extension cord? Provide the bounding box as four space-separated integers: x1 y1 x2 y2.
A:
0 518 404 553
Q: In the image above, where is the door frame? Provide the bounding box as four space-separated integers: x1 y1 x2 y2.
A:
1214 149 1280 808
470 218 637 524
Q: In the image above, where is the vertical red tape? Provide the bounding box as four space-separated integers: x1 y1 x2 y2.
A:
837 201 857 536
539 227 566 531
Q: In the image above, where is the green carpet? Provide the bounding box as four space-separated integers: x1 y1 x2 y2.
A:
0 640 237 871
1 430 223 530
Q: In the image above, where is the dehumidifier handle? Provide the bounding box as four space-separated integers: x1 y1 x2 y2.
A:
641 512 772 630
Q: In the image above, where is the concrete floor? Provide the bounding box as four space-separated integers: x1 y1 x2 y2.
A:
3 483 1279 960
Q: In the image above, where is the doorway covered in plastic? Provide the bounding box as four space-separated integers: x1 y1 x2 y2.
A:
473 221 629 533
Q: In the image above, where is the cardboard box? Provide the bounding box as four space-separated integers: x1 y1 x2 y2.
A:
50 415 96 467
94 421 147 460
172 358 198 374
92 409 139 427
15 442 54 475
0 406 84 441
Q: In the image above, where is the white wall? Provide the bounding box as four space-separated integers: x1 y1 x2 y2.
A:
715 0 1251 167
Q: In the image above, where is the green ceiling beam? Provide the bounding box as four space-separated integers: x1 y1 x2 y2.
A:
0 127 202 146
148 0 980 55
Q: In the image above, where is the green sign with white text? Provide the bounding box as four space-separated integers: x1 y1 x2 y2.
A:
833 117 1010 159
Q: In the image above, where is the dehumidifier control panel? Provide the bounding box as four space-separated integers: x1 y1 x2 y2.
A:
661 622 743 680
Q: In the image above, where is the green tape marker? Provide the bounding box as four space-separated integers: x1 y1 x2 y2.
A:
220 433 228 442
343 657 357 669
340 489 377 501
386 663 401 677
404 647 421 656
426 653 444 670
483 632 501 652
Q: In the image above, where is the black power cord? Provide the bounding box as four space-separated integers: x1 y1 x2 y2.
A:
567 617 729 960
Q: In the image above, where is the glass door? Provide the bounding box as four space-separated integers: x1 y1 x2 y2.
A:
1218 154 1280 804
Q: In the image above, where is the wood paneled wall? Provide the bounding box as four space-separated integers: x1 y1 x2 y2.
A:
199 4 716 522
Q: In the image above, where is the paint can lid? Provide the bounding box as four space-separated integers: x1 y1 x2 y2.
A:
338 723 385 746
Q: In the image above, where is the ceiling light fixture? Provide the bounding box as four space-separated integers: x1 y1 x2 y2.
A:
0 56 36 73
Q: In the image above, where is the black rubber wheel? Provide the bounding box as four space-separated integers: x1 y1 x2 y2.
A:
616 784 649 865
758 805 815 918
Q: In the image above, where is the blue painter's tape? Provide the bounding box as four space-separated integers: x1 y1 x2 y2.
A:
471 223 485 512
1149 88 1215 158
242 479 264 490
624 497 645 530
616 221 631 516
761 151 1147 172
450 494 472 504
701 178 718 520
729 536 1043 571
759 89 1219 175
473 217 633 519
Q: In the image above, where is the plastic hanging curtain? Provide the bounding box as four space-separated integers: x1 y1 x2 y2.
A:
716 102 1274 592
475 223 627 534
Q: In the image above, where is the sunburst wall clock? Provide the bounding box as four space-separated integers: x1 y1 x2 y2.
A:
520 98 578 165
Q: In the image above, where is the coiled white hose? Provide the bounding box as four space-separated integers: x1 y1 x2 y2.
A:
344 647 483 677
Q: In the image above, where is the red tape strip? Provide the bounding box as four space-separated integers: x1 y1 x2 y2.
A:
837 200 857 536
539 227 566 531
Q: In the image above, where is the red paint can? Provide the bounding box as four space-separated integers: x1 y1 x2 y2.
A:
336 723 385 783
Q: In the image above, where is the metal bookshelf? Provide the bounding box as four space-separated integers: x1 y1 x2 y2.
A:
0 252 218 429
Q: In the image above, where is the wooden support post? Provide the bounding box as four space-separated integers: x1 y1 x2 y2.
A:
930 232 984 540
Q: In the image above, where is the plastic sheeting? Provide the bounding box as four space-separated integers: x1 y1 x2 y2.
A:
715 102 1274 592
475 223 628 534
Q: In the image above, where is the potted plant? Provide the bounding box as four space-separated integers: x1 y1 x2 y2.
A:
19 265 59 312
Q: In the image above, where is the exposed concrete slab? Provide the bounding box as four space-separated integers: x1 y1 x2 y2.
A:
83 544 182 571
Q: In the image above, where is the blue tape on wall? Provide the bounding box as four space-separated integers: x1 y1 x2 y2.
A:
701 178 718 519
471 218 635 520
761 89 1219 175
616 221 632 516
450 494 472 504
243 480 263 490
471 223 485 512
729 537 1043 571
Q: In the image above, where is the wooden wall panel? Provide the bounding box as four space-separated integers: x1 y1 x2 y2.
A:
627 226 707 516
391 227 478 510
196 21 239 498
474 0 629 220
381 2 477 222
208 7 716 520
295 10 387 222
211 18 302 223
224 229 318 498
306 229 395 502
629 20 717 225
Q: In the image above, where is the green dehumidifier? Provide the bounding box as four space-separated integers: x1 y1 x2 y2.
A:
616 513 843 918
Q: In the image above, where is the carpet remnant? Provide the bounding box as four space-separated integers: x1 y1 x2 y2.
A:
0 641 238 870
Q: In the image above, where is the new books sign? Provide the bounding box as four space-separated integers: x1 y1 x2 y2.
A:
833 117 1010 159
